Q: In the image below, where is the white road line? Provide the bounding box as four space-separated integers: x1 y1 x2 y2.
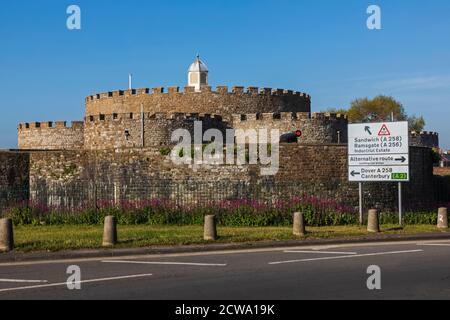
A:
419 243 450 247
0 239 447 267
284 250 358 255
0 279 48 284
0 273 153 293
269 250 424 265
102 260 227 267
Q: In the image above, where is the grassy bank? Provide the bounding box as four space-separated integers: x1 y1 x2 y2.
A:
10 224 446 252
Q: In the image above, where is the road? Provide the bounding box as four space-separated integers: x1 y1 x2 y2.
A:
0 240 450 300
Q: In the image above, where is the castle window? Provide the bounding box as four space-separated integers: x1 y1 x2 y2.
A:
113 113 118 120
131 89 136 95
100 114 105 121
200 73 207 84
35 122 41 128
25 123 30 129
129 113 134 119
89 116 94 122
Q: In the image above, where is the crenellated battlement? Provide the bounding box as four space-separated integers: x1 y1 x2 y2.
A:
18 120 84 150
411 131 439 137
311 112 348 121
232 112 347 123
85 112 224 123
410 131 439 148
18 121 84 131
150 112 223 122
232 112 348 145
83 111 228 150
85 86 311 103
84 84 311 120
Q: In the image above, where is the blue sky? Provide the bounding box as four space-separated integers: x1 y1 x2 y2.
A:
0 0 449 149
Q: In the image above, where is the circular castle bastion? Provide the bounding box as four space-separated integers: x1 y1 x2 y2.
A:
84 86 311 122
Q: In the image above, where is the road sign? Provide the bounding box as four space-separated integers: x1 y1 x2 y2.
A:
348 121 409 182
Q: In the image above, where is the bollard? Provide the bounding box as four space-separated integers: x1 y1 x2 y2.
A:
438 208 448 229
293 212 306 236
0 218 14 252
102 216 117 247
204 215 217 241
367 209 380 233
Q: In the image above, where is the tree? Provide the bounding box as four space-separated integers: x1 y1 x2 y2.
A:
324 108 348 115
347 95 407 123
408 115 426 132
346 95 426 131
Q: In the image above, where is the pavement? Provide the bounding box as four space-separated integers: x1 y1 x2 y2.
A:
2 231 450 263
1 238 450 300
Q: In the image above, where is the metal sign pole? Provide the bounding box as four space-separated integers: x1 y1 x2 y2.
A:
359 182 363 225
398 182 403 226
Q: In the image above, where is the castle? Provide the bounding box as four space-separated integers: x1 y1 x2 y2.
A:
3 56 446 210
17 56 438 151
17 56 347 151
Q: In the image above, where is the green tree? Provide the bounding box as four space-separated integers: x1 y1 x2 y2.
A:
324 107 348 115
347 95 426 131
347 95 407 123
408 115 426 132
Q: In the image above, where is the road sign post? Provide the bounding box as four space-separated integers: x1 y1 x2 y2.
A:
359 182 363 225
398 182 403 226
348 122 410 226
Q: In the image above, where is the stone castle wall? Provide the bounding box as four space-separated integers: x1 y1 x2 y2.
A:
84 112 228 150
0 152 29 190
0 151 30 209
85 86 311 121
410 131 439 149
18 121 84 150
20 145 446 210
232 112 348 144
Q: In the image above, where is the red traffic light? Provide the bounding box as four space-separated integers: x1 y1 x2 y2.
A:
295 130 302 137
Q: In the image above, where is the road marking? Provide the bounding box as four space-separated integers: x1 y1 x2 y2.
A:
102 260 227 267
419 243 450 247
284 250 358 255
0 273 153 293
269 250 424 265
0 279 48 284
0 239 445 267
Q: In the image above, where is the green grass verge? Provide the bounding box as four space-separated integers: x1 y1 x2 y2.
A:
9 224 447 253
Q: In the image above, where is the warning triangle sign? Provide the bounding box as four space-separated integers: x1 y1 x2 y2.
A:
378 124 391 136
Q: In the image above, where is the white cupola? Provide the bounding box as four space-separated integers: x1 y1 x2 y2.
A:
188 55 209 92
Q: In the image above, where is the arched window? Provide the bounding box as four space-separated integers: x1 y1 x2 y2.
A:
200 73 207 84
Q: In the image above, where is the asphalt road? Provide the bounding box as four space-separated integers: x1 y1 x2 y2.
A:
0 240 450 300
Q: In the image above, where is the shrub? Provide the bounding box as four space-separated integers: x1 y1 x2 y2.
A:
2 197 443 228
159 147 171 157
5 207 38 226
